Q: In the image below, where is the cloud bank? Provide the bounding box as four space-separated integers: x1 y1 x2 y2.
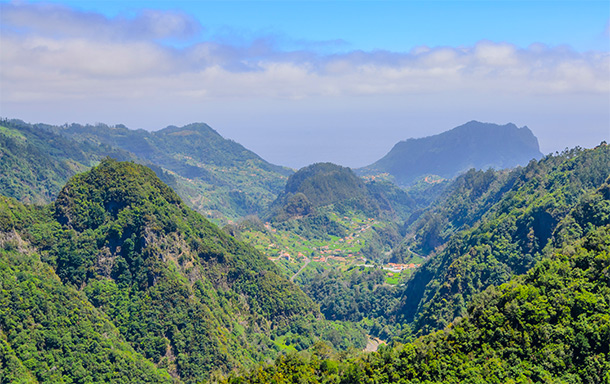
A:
1 2 609 167
3 2 607 101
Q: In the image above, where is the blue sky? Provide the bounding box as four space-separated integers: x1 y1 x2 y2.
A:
19 0 610 52
1 0 609 168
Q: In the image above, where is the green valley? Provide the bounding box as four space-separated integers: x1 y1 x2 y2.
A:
1 117 608 383
220 147 610 384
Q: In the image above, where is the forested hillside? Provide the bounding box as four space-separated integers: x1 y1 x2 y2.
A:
0 226 174 383
0 159 366 383
47 121 291 220
221 152 610 384
396 145 610 335
0 119 289 221
0 119 136 205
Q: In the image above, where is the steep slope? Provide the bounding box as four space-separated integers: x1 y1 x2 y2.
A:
392 167 521 259
0 159 364 383
0 119 136 204
395 144 610 334
0 197 173 383
359 121 543 186
47 121 291 220
223 167 610 384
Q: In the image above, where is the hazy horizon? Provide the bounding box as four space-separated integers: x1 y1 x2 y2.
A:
1 0 609 168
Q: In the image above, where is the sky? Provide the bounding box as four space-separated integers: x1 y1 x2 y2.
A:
1 0 609 169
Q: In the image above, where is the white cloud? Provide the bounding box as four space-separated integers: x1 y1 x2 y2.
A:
474 41 518 67
3 29 607 102
1 2 608 167
0 2 201 41
2 1 607 104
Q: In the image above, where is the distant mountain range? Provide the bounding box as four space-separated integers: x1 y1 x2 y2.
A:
358 121 544 186
0 119 290 221
1 119 545 220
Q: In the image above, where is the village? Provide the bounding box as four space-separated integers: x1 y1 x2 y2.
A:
268 250 420 273
256 217 422 281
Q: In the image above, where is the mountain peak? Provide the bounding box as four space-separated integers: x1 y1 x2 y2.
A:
359 121 543 186
283 162 366 207
159 122 218 136
54 158 181 231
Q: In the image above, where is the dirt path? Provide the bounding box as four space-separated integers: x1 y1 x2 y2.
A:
364 337 385 352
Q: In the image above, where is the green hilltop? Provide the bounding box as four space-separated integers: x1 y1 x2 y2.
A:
276 162 416 219
0 159 366 383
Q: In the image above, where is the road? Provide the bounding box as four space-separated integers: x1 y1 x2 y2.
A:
290 257 310 282
406 245 425 259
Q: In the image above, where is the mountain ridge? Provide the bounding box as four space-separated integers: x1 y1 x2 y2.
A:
1 120 609 382
358 120 544 186
0 119 291 221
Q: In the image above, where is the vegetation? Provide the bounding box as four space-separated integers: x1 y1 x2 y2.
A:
232 147 610 346
297 265 407 340
0 241 173 383
228 163 423 337
358 121 543 186
47 121 292 221
394 145 610 335
241 163 417 272
0 159 365 382
2 115 608 383
0 119 290 222
220 171 610 384
269 163 416 225
0 119 134 205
